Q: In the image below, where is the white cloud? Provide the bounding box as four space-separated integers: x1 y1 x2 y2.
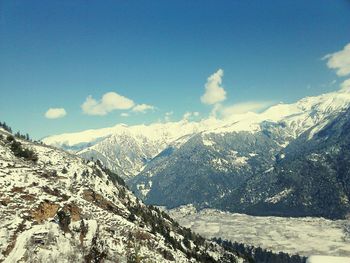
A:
45 108 67 119
323 43 350 77
164 111 173 122
209 104 222 118
132 104 155 113
218 101 272 119
183 112 192 120
182 111 200 120
201 69 227 105
340 78 350 92
120 112 129 117
81 92 134 116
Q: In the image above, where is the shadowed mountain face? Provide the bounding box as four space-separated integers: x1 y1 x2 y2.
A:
230 107 350 219
129 100 350 219
137 107 350 219
130 125 287 207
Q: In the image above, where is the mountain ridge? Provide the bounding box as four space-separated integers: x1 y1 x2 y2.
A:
43 89 350 179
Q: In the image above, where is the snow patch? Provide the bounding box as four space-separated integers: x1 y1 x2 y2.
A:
265 188 293 204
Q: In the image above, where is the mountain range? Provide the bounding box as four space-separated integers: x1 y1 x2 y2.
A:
43 89 350 219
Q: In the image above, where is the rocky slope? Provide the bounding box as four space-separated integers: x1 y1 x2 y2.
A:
0 128 244 262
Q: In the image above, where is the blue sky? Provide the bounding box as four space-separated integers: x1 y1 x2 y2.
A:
1 0 350 139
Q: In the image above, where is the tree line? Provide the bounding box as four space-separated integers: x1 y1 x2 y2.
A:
213 237 306 263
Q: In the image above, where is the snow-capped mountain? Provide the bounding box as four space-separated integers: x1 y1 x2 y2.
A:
128 89 350 219
0 128 244 262
44 90 350 178
43 121 220 178
44 89 350 218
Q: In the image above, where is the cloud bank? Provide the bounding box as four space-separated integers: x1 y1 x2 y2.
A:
45 108 67 119
201 69 227 105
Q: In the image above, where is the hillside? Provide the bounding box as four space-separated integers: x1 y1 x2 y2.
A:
0 127 243 262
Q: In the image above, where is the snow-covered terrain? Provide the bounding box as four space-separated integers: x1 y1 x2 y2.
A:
168 205 350 258
43 120 222 177
0 128 242 262
43 89 350 180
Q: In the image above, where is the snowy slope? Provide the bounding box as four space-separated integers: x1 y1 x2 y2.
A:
0 128 243 262
75 121 213 178
43 121 212 150
43 121 222 177
207 89 350 136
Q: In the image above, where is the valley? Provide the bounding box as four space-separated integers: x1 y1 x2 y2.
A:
168 205 350 258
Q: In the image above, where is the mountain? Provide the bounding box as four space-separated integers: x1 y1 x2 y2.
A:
128 90 350 219
43 121 220 178
44 89 350 219
0 127 244 262
221 105 350 219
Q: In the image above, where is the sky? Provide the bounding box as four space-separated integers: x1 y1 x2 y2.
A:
1 0 350 139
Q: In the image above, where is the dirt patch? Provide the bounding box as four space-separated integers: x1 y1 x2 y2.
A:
11 186 25 193
42 186 70 201
62 203 82 222
20 193 36 202
0 197 11 206
134 230 152 242
83 189 121 215
31 200 59 223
